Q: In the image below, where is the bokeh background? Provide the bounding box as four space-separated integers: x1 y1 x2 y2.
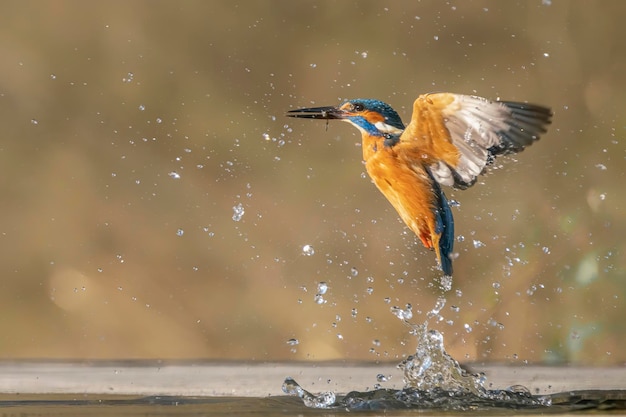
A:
0 1 624 365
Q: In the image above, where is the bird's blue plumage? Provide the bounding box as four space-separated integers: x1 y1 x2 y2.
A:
431 177 454 276
345 115 383 137
345 99 405 132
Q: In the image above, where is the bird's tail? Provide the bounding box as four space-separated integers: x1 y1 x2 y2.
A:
431 178 454 276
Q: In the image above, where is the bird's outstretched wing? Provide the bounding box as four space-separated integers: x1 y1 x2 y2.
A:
400 93 552 190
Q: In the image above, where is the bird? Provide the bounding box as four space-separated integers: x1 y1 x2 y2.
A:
287 93 552 276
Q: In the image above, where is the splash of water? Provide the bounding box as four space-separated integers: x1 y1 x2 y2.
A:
399 322 485 395
283 319 551 410
282 377 336 408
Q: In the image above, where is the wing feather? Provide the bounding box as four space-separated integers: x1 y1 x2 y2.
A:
400 93 552 189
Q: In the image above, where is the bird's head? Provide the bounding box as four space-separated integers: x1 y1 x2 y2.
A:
287 99 405 140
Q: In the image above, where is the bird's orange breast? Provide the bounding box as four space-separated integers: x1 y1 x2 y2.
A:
362 136 438 249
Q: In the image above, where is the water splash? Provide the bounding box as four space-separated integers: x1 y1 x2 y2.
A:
283 320 552 411
399 322 484 394
282 377 336 408
426 296 446 319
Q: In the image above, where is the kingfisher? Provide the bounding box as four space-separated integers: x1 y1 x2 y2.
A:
287 93 552 276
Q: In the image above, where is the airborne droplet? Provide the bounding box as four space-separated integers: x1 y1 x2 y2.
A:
232 203 245 221
302 244 315 256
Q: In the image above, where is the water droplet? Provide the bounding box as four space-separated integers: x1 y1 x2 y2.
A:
122 72 134 83
302 244 315 256
350 267 358 277
30 119 39 125
286 338 299 346
376 374 388 382
138 104 145 111
488 319 505 330
314 294 326 305
439 275 453 292
176 229 184 237
50 74 57 80
317 282 328 295
232 203 245 221
473 240 485 248
391 304 413 320
427 297 446 318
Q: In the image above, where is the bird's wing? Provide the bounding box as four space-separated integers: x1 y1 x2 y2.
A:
400 93 552 189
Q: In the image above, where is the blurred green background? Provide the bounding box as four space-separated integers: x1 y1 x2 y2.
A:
0 1 623 365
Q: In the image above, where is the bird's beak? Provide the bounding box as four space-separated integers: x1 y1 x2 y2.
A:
286 106 347 120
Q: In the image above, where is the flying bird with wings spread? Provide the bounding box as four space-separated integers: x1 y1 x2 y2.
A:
287 93 552 276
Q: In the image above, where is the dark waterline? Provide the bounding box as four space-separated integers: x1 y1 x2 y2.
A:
0 390 624 416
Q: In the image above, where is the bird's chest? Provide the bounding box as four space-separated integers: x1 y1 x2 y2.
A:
365 148 429 196
363 144 435 230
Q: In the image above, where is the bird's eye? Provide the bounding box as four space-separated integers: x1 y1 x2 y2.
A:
352 103 364 112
